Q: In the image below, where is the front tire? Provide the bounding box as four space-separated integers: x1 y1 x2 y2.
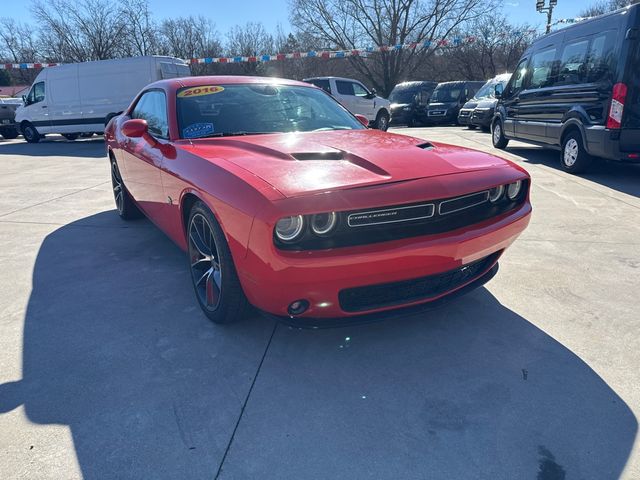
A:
110 158 142 220
561 131 593 173
22 122 40 143
63 133 79 141
187 201 249 324
374 111 390 131
491 118 509 149
467 124 477 130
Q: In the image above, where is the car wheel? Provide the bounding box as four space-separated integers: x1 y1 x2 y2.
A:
491 118 509 149
0 127 19 139
374 111 390 131
467 124 477 130
561 131 593 174
22 122 40 143
110 158 142 220
187 201 249 324
63 133 79 141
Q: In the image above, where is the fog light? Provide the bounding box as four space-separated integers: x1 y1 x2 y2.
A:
287 299 309 316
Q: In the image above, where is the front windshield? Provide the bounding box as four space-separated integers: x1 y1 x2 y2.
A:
473 81 495 100
389 88 416 104
176 83 364 138
430 85 462 103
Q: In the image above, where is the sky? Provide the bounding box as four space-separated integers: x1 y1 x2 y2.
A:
0 0 596 38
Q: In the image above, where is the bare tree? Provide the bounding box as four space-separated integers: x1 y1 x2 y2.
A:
0 18 41 83
32 0 127 61
581 0 639 16
119 0 159 57
225 22 274 74
289 0 493 95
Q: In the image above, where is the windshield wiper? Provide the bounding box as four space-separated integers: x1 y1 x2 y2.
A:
198 131 277 138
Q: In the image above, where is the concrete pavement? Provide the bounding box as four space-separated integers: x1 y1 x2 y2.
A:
0 130 638 479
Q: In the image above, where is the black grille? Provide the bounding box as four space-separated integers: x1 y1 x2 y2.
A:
338 252 500 313
275 181 528 251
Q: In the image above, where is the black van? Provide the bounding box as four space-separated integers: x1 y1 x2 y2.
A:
492 4 640 173
389 81 438 126
425 81 485 125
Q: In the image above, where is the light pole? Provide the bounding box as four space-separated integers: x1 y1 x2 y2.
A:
536 0 558 34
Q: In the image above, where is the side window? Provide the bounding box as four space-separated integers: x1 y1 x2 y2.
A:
28 82 45 104
587 31 616 83
311 79 331 94
505 59 528 97
528 48 557 89
556 40 589 86
131 90 169 138
335 81 355 96
353 83 369 97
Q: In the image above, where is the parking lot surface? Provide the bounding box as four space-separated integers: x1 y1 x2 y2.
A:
0 127 639 479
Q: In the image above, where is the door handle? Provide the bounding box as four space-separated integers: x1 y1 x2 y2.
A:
41 105 47 108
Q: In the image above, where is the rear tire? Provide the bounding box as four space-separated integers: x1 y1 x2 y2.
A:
22 122 40 143
467 124 477 130
491 118 509 149
0 127 19 139
63 133 79 141
374 111 390 131
187 201 249 324
110 157 142 220
561 131 593 174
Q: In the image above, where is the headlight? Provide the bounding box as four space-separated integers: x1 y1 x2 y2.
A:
402 106 411 111
507 181 522 200
311 212 338 235
275 215 305 242
488 185 505 203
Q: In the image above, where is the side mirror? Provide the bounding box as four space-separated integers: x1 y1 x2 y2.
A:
494 83 504 99
22 95 27 104
122 118 148 138
355 114 369 127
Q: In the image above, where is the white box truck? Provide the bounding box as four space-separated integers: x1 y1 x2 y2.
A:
15 56 190 143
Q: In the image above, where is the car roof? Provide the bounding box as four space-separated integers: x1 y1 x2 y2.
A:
304 76 363 83
393 81 438 89
147 75 314 90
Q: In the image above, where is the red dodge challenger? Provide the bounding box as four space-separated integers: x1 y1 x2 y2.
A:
105 76 531 324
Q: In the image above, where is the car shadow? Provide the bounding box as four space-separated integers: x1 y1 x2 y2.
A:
0 212 636 479
506 146 640 198
222 289 638 480
0 137 106 158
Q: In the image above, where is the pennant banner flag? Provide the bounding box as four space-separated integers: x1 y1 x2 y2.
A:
1 30 539 70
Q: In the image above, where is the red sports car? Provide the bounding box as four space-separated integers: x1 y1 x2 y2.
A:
105 76 531 324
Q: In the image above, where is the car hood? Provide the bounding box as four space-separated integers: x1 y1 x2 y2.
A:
182 130 512 198
462 101 479 110
475 99 498 108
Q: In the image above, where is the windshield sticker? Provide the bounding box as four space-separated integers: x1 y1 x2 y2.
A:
177 86 224 98
183 123 214 138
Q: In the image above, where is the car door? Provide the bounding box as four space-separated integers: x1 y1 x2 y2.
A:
23 81 51 133
334 80 360 115
500 58 529 137
516 46 558 142
120 89 169 221
351 81 376 119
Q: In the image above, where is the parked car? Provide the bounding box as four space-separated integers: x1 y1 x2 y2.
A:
467 73 512 131
388 81 438 126
0 97 22 139
492 4 640 173
425 81 485 125
15 56 189 143
105 75 531 324
303 76 391 130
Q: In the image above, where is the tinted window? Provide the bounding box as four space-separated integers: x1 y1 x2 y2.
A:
335 81 355 96
556 40 589 85
587 31 616 83
528 48 557 89
430 85 462 103
505 59 528 97
131 90 168 138
308 79 331 94
473 81 496 100
176 84 364 138
389 87 417 103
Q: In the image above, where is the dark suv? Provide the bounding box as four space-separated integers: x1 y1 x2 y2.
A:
426 81 485 125
389 81 437 126
492 4 640 173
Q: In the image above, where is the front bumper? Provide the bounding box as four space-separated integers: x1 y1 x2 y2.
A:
390 109 411 126
458 109 473 125
239 202 531 319
471 109 494 127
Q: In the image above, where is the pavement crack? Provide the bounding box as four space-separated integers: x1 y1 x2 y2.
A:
214 321 278 479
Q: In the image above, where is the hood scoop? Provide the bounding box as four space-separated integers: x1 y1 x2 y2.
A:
291 151 344 161
416 142 435 150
